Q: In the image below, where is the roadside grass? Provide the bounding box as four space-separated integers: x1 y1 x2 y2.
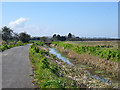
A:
29 43 78 88
0 40 39 52
0 42 28 52
29 41 114 88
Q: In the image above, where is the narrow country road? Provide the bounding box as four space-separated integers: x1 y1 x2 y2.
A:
2 45 34 88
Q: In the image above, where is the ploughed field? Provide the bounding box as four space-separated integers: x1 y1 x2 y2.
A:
29 41 120 88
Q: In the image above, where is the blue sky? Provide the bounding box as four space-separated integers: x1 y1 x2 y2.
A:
2 2 118 38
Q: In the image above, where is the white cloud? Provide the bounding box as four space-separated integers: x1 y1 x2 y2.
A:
8 17 53 37
9 17 28 29
17 25 53 37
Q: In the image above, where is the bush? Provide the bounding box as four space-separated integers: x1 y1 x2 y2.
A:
40 80 61 88
35 47 39 53
1 43 28 52
40 57 49 69
1 44 8 51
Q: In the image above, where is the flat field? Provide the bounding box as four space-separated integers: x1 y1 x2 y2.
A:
65 41 119 50
51 41 120 88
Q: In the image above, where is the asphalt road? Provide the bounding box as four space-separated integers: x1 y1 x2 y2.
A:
2 45 34 88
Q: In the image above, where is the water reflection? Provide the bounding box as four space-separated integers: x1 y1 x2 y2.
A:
49 48 74 66
49 48 113 85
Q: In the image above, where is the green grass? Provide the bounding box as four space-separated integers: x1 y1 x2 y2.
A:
29 41 115 88
0 43 28 52
29 42 78 88
68 41 118 49
95 70 105 74
52 41 120 62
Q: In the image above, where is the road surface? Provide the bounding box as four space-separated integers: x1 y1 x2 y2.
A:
2 44 34 88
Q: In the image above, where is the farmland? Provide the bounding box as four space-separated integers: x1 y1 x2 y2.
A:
1 24 119 89
2 2 119 89
28 41 120 88
1 39 120 88
52 41 120 62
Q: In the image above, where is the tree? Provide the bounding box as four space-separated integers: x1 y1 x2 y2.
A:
60 36 66 41
53 34 56 38
68 33 72 38
19 32 30 43
31 37 40 40
2 26 13 43
41 36 48 42
52 34 67 41
57 34 60 40
53 34 57 41
13 32 19 44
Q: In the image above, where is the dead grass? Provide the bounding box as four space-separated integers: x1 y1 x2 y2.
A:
52 44 118 76
48 46 114 88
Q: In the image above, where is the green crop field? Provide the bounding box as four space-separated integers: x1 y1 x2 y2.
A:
52 41 120 62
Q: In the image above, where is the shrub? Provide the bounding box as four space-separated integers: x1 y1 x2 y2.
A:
40 80 61 88
1 43 28 52
40 57 49 69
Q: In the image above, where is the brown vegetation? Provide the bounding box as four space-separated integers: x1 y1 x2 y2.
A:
44 46 113 88
50 44 119 76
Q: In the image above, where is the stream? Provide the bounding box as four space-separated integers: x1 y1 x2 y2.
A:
49 48 119 87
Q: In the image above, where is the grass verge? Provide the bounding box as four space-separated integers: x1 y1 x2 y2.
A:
29 43 79 88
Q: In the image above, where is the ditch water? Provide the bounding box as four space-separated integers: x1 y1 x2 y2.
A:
49 48 118 87
49 48 74 66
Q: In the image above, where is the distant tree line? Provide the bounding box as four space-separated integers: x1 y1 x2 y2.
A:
52 34 66 41
1 26 31 44
30 33 76 42
1 26 119 44
31 32 120 42
51 33 86 41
